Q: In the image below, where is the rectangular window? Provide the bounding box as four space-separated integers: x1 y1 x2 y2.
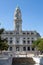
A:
17 40 19 43
32 48 34 51
27 47 30 51
23 47 26 51
16 38 19 44
32 40 34 43
9 47 12 51
10 37 12 39
23 40 26 44
10 40 12 44
27 40 30 44
27 38 29 39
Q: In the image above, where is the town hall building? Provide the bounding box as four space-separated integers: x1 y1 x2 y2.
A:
2 6 40 54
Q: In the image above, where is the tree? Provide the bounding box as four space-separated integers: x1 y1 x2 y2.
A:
32 38 41 48
0 28 9 53
32 38 43 54
38 41 43 51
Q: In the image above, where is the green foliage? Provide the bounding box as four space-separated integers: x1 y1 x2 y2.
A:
0 28 4 34
32 38 43 51
0 28 9 52
32 38 40 48
38 40 43 51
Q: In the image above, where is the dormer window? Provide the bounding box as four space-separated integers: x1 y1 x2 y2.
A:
6 32 8 34
31 32 34 35
27 32 29 34
10 32 13 34
23 33 25 34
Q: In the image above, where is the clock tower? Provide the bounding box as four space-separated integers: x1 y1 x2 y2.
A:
14 6 22 32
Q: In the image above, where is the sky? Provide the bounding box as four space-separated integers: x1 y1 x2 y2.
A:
0 0 43 37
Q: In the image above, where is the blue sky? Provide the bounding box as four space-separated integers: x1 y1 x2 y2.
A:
0 0 43 37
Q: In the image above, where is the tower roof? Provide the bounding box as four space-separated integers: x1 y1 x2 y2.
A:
14 6 22 20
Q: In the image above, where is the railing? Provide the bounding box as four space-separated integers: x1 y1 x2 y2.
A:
12 51 35 58
0 51 40 58
0 51 12 58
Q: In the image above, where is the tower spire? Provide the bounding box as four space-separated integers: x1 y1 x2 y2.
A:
14 6 22 20
14 6 22 32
